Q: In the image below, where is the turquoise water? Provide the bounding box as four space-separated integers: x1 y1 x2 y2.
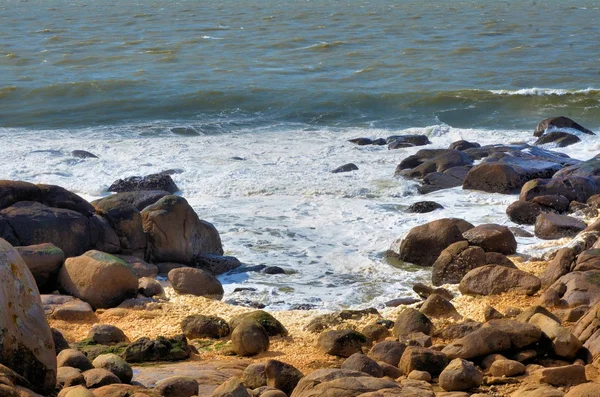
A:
1 0 599 129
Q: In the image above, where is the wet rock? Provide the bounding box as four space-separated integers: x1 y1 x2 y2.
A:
393 308 434 337
399 346 449 376
442 327 511 359
71 150 98 159
265 359 304 395
14 243 64 293
533 116 594 137
459 265 541 296
439 358 482 392
390 218 474 266
92 354 132 383
348 138 373 145
506 200 542 225
509 226 534 237
181 314 230 339
0 239 57 394
142 195 223 264
406 201 444 213
431 241 486 286
534 131 581 147
331 163 358 173
36 184 96 217
462 224 517 255
92 196 146 257
463 163 524 194
535 213 587 240
397 149 473 179
123 335 189 363
367 340 407 367
57 350 93 371
154 376 198 397
532 194 570 213
418 166 471 193
231 320 270 357
262 266 285 275
387 134 431 148
229 311 288 337
194 253 242 275
555 157 600 180
58 250 138 309
317 329 368 358
92 191 171 212
171 126 199 136
87 324 128 345
449 140 480 151
168 267 224 300
108 173 180 194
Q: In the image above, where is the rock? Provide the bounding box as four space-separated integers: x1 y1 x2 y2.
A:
406 201 443 213
509 227 534 237
483 319 543 349
317 329 368 358
554 305 589 323
242 363 266 389
573 302 600 347
82 368 121 388
259 390 287 397
108 174 179 194
123 335 189 363
462 224 517 255
532 194 570 213
484 306 504 321
58 250 138 309
574 249 600 272
439 358 482 391
92 191 171 212
412 283 454 300
419 294 461 319
385 297 421 307
391 218 474 266
361 323 390 342
387 135 431 149
399 331 432 348
167 267 224 299
399 346 449 376
115 255 158 278
534 116 594 137
348 138 373 145
367 340 406 367
540 247 576 288
534 131 581 147
529 313 582 358
510 384 565 397
463 163 524 194
565 383 600 397
289 368 400 397
408 370 431 382
58 385 95 397
459 265 541 296
138 277 164 298
231 320 269 357
431 241 486 286
506 200 542 225
449 140 480 151
57 367 85 388
555 158 600 180
436 322 482 340
141 195 223 264
331 163 358 173
489 359 525 377
181 314 230 339
393 308 434 337
51 299 96 322
52 328 70 354
14 243 64 293
1 202 90 257
341 353 383 378
485 252 516 268
0 181 43 210
92 354 132 383
418 166 470 193
442 327 511 359
211 376 251 397
515 305 561 323
533 364 587 387
545 271 600 308
154 376 198 397
194 253 242 275
522 177 598 203
89 215 121 254
265 359 303 395
229 311 288 337
0 239 56 394
397 149 473 179
91 384 149 396
92 196 146 256
57 349 93 371
535 213 587 240
72 150 98 159
87 325 128 345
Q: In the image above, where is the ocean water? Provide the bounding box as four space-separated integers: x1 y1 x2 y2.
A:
1 0 600 310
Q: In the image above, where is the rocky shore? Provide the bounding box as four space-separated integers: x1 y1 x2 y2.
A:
2 116 600 396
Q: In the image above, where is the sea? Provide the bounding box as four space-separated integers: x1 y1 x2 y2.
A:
1 0 600 310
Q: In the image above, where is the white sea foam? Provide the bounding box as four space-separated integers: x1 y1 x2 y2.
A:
489 87 600 96
0 124 597 310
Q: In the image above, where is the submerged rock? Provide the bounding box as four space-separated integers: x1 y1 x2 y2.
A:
331 163 358 173
108 173 180 194
533 116 595 137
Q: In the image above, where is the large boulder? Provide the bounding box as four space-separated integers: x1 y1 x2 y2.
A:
180 314 230 339
123 335 189 363
393 308 434 337
482 319 542 349
541 271 600 308
529 313 582 359
317 330 369 358
438 358 482 392
533 116 594 137
431 241 486 286
0 180 41 209
0 202 90 257
141 195 223 264
0 238 56 394
534 213 587 240
367 340 407 367
397 149 474 179
554 158 600 180
459 265 541 296
14 243 64 293
231 320 269 357
167 267 224 299
92 196 146 257
506 200 542 225
390 218 474 266
36 184 95 217
108 173 180 194
57 250 138 309
463 163 524 194
341 353 383 378
289 368 400 397
229 310 288 337
520 177 599 203
91 191 171 212
399 346 448 376
462 224 517 255
88 215 121 254
265 359 304 395
534 131 581 147
540 247 576 288
442 327 511 359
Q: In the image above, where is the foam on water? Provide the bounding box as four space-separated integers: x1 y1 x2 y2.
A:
1 123 598 310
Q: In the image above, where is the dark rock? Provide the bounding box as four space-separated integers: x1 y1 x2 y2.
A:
87 324 128 345
533 116 594 137
168 267 224 299
397 149 474 179
57 367 84 388
138 277 164 297
459 265 541 296
387 135 431 149
91 191 171 212
229 310 288 337
37 184 96 217
57 349 93 371
171 126 199 136
413 283 454 301
509 227 534 237
439 358 482 392
418 166 470 193
265 359 304 395
420 294 461 319
92 196 146 257
506 200 542 225
534 131 581 147
242 363 266 389
341 353 382 378
193 253 242 275
484 306 504 321
367 340 406 367
52 328 70 354
431 241 486 286
89 215 121 254
393 308 434 337
123 335 189 363
180 314 230 339
15 243 64 293
116 255 158 278
385 297 421 307
82 368 121 388
231 320 269 357
442 327 511 359
436 321 482 340
317 329 368 357
407 201 443 213
262 266 285 275
91 353 132 383
108 173 180 194
449 140 481 151
71 150 98 159
0 180 41 210
554 158 600 180
331 163 358 173
485 252 517 268
462 224 517 255
532 195 570 213
339 308 380 320
534 213 587 240
399 346 449 376
483 319 543 349
348 138 373 145
360 323 390 342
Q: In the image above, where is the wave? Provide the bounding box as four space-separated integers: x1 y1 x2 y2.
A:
489 87 600 96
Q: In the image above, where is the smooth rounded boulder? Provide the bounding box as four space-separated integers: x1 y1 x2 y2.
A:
141 195 223 264
0 238 56 394
57 250 138 309
92 196 146 257
180 314 230 339
459 265 541 296
463 163 523 194
439 358 482 391
506 200 542 225
167 267 224 299
289 368 400 397
393 308 434 337
92 354 132 383
317 329 368 358
231 320 270 357
14 243 64 293
535 213 587 240
462 224 517 255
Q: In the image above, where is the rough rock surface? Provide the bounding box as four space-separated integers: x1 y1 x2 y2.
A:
431 241 486 286
459 265 541 296
438 358 482 391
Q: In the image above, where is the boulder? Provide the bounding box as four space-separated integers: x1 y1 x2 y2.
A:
91 191 171 212
485 252 517 268
0 181 41 210
442 327 511 359
0 238 56 394
532 194 570 213
387 135 431 149
211 377 251 397
391 218 474 266
361 323 390 342
367 340 406 367
393 308 434 337
482 319 542 349
1 202 90 257
438 358 482 391
406 201 444 214
331 163 358 173
535 213 587 240
57 367 85 388
231 320 269 357
431 241 486 286
180 314 230 339
92 196 146 257
87 325 128 345
289 368 400 397
341 353 383 378
520 177 598 203
89 215 121 254
52 328 70 354
57 349 93 371
449 140 480 151
459 265 541 296
565 383 600 397
532 364 587 387
555 158 600 180
419 294 461 319
484 306 504 321
574 249 600 271
545 271 600 308
71 150 98 159
50 299 96 322
138 277 164 298
141 195 223 264
154 376 198 397
399 346 449 376
242 363 266 389
14 243 64 293
413 283 454 300
57 250 138 309
123 335 189 363
463 163 524 194
529 313 582 359
462 224 517 255
506 200 542 225
167 267 224 300
533 116 594 137
194 253 242 275
489 359 525 377
534 131 581 147
36 184 95 217
265 359 304 395
540 247 576 288
229 311 288 337
418 166 470 193
108 173 179 194
317 330 368 358
92 354 132 383
115 255 158 278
